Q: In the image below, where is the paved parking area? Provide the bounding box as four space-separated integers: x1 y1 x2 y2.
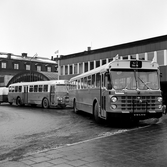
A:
1 116 167 167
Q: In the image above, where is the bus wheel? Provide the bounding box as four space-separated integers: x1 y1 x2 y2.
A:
73 100 78 114
16 97 22 106
94 102 103 124
42 98 49 109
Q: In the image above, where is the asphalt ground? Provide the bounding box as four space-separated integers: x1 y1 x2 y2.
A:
0 115 167 167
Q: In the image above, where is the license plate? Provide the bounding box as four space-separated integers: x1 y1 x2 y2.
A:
134 114 146 116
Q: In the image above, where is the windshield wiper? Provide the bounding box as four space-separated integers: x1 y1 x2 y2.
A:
138 77 151 89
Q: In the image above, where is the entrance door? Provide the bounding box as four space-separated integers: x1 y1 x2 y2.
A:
50 85 55 105
23 86 28 104
100 73 107 119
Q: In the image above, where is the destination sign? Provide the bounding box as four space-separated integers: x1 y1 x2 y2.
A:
130 60 142 68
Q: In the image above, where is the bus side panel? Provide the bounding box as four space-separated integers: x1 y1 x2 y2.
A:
74 88 100 114
28 92 49 105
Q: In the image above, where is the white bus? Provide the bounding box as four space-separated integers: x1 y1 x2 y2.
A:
8 80 69 108
0 87 9 104
69 58 166 123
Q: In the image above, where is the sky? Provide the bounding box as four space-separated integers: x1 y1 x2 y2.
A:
0 0 167 59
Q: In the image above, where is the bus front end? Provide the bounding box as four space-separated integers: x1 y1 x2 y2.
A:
107 60 166 121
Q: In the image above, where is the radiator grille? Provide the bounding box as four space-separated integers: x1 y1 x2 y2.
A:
121 96 156 111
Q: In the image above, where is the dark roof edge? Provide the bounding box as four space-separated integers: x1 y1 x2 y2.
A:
60 34 167 59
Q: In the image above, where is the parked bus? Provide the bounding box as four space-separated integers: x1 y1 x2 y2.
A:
69 57 166 123
8 80 69 108
0 87 8 104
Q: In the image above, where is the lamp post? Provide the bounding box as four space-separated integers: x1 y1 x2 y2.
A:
30 53 38 82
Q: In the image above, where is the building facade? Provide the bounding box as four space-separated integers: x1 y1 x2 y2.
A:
58 35 167 82
0 53 58 87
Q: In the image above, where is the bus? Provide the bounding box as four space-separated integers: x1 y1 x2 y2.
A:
69 57 166 123
0 87 8 104
8 80 69 108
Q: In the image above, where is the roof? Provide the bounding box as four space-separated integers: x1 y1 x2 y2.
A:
39 71 59 80
59 34 167 60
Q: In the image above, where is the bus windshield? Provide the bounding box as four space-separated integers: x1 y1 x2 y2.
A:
55 84 68 92
110 69 159 90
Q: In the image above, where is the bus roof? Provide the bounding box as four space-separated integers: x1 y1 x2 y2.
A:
70 59 159 81
8 80 68 87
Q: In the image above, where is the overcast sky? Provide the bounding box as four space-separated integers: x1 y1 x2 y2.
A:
0 0 167 59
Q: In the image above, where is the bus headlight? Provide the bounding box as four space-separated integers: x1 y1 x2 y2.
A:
111 104 117 109
157 97 162 102
57 97 63 101
111 96 117 102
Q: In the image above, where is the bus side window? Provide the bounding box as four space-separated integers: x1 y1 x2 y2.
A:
92 74 95 88
81 78 84 89
44 85 48 92
78 80 81 89
87 75 92 88
19 86 22 92
29 85 33 92
12 86 14 92
96 73 101 88
105 73 112 90
39 85 43 92
15 86 18 92
84 77 87 89
34 85 38 92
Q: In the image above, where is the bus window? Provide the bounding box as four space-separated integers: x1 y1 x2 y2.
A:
92 74 95 88
19 86 22 92
34 85 38 92
81 78 84 89
29 85 33 92
39 85 43 92
84 77 87 89
96 73 101 88
15 86 19 92
44 85 48 92
87 75 92 88
78 80 81 89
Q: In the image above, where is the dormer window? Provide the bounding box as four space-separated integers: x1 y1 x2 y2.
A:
1 62 6 68
14 63 19 69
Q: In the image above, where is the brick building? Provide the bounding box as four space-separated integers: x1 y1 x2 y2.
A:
0 53 58 87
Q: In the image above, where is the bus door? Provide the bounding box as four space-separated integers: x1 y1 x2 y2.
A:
100 73 107 119
23 86 28 104
50 85 55 105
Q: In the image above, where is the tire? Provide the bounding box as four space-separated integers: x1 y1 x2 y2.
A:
42 98 49 109
73 99 78 114
94 102 103 124
16 97 22 106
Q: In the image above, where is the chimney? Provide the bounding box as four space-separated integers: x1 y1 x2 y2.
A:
87 47 91 51
51 56 53 60
22 53 27 58
7 53 12 59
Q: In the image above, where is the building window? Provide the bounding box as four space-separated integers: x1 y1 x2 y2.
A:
26 64 30 70
102 59 106 65
79 63 83 74
61 66 64 75
65 65 68 75
69 65 73 74
14 63 19 69
84 62 88 72
1 62 6 68
90 61 94 70
96 60 100 68
47 66 51 72
147 52 154 61
157 50 164 65
37 66 41 71
74 64 77 74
